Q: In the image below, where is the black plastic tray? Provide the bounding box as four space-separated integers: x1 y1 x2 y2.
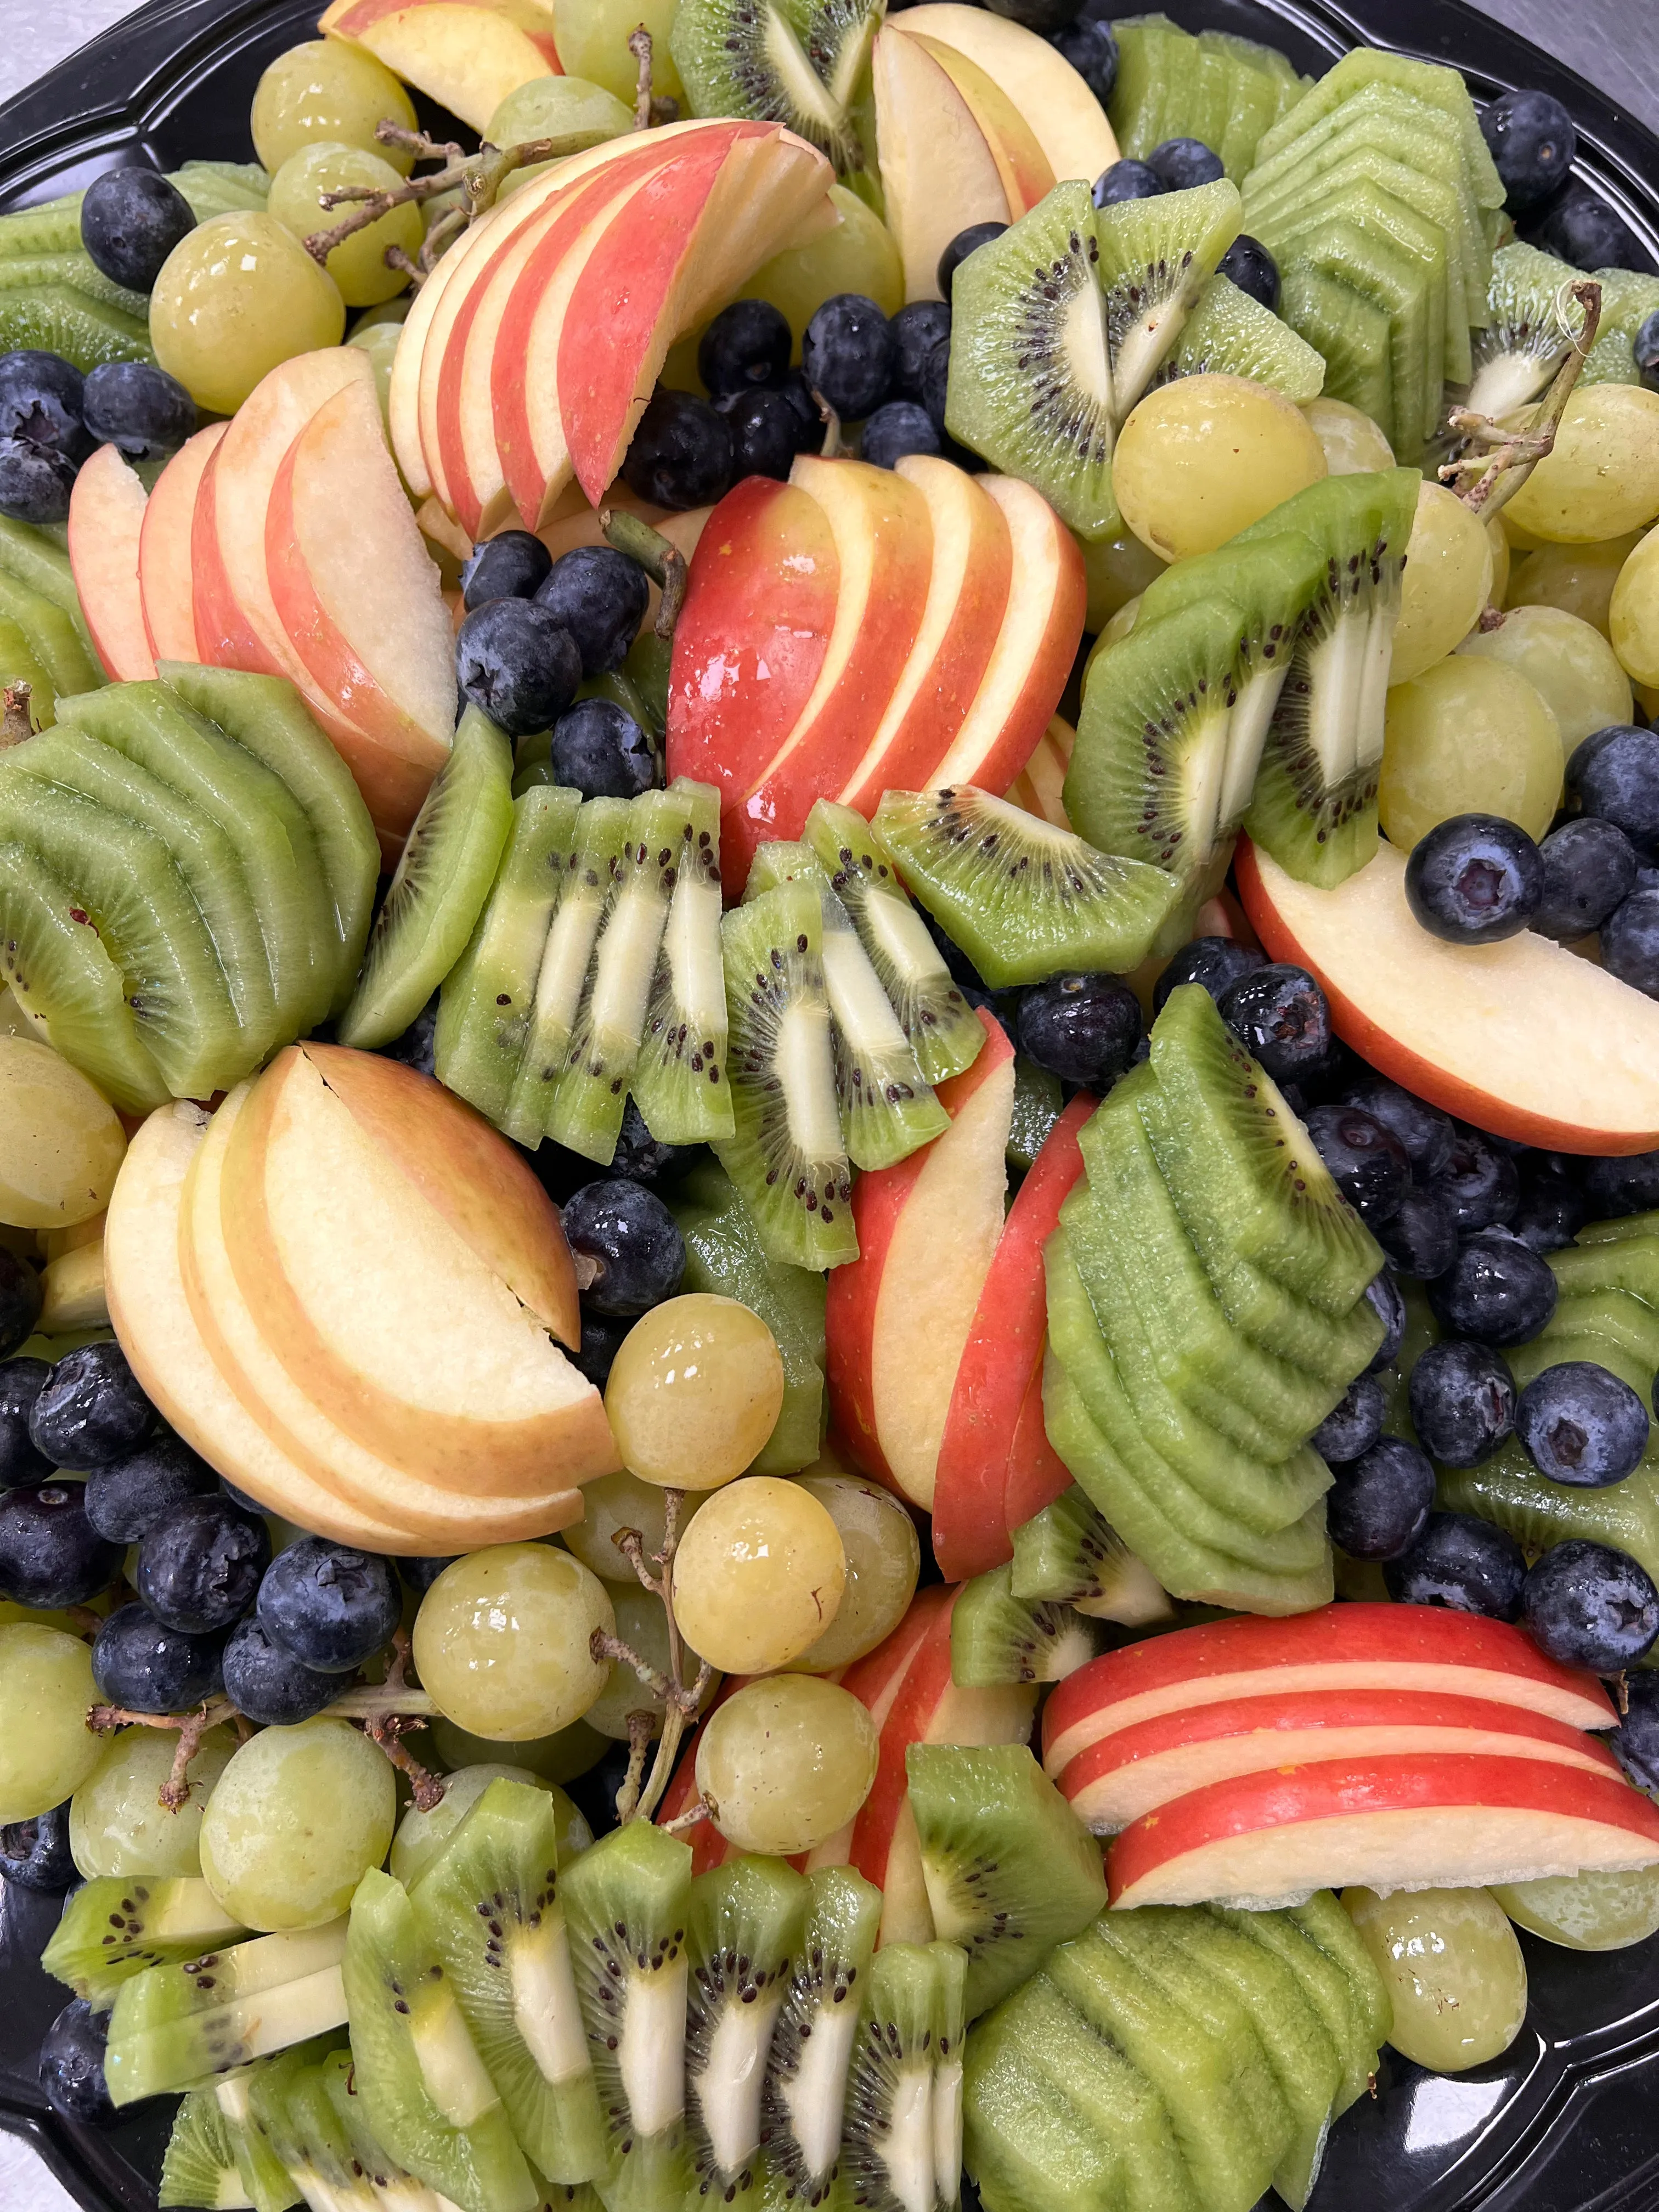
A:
3 2 1659 2206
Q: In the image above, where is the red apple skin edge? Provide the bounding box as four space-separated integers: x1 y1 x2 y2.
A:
845 1588 958 1886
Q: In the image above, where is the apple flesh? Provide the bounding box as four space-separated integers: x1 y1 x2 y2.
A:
319 0 556 132
68 445 154 683
872 25 1010 303
139 424 224 665
1005 713 1075 830
900 30 1055 218
890 4 1119 194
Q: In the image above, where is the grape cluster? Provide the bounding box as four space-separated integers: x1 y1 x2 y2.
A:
0 348 195 523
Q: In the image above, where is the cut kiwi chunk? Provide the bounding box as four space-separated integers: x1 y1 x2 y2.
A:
0 284 154 369
1107 16 1180 157
560 1817 693 2212
435 782 582 1126
1207 1903 1377 2116
961 1977 1126 2212
1155 272 1326 400
934 1937 968 2209
759 1865 883 2211
629 775 732 1147
0 511 94 633
160 2086 255 2210
1252 48 1503 210
670 0 881 175
43 1877 247 2009
410 1777 608 2187
319 2042 473 2210
871 786 1181 990
0 616 56 729
246 2050 377 2212
1095 177 1244 414
1285 1891 1393 2069
211 2070 303 2212
337 709 514 1050
805 797 983 1087
1278 263 1395 435
1582 266 1659 387
1009 1487 1172 1624
714 879 856 1272
0 567 101 698
0 251 149 320
171 160 271 216
838 1941 947 2212
0 196 87 258
344 1869 538 2212
950 1564 1103 1686
684 1855 808 2208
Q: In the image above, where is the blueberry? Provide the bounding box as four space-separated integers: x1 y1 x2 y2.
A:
1385 1509 1526 1620
981 0 1080 33
534 548 650 679
0 1357 51 1486
136 1494 270 1634
1426 1127 1520 1233
1426 1227 1559 1347
1339 1080 1455 1182
1215 962 1331 1084
83 1431 217 1543
1309 1373 1387 1465
1523 1538 1659 1671
1303 1104 1412 1224
1051 14 1118 105
713 386 801 480
802 294 896 417
936 227 1009 306
1480 88 1577 213
80 167 195 292
0 352 86 454
0 1802 75 1890
622 389 733 510
1328 1436 1436 1560
891 301 951 403
257 1537 402 1673
92 1601 224 1713
0 1483 121 1607
611 1097 691 1184
1152 935 1264 1014
860 400 940 471
396 1554 456 1597
1146 138 1225 192
1511 1161 1590 1254
219 1478 265 1516
1364 1268 1406 1373
1215 234 1279 311
1533 815 1638 939
1408 1339 1516 1465
1636 309 1659 393
1017 973 1141 1090
918 342 951 435
460 529 551 612
549 697 657 800
1581 1150 1659 1219
1092 160 1165 208
80 360 195 460
1375 1187 1460 1280
40 1999 114 2124
1611 1671 1659 1788
1601 884 1659 997
29 1342 151 1470
774 369 825 452
1568 726 1659 851
376 991 438 1077
697 298 792 396
1524 181 1650 273
0 438 77 526
455 599 582 739
571 1308 630 1390
1405 813 1543 944
562 1180 685 1316
1515 1361 1651 1487
221 1613 341 1726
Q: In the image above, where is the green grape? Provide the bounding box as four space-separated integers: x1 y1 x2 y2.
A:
428 1712 608 1784
1508 531 1643 637
1075 529 1165 633
1458 602 1633 752
411 1544 614 1741
251 38 417 175
388 1763 590 1888
1302 396 1396 476
346 318 403 430
1505 385 1659 545
69 1723 235 1881
150 212 346 415
672 1475 847 1674
1113 373 1328 563
580 1581 718 1741
1380 655 1564 849
738 184 903 349
605 1295 786 1491
1493 1864 1659 1951
0 1624 104 1822
268 143 421 308
785 1471 920 1672
1389 481 1494 687
695 1675 879 1857
551 0 684 105
487 75 633 206
1610 522 1659 688
1343 1886 1527 2073
560 1468 704 1583
198 1718 395 1931
349 296 410 332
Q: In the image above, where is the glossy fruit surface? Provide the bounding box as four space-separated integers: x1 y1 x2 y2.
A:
535 547 651 678
91 1602 224 1716
1427 1130 1519 1233
1215 962 1331 1082
1611 524 1659 686
1521 1538 1659 1671
1310 1374 1387 1466
250 38 417 173
1215 234 1279 309
1506 386 1659 544
1525 183 1646 274
1495 1863 1659 1951
605 1294 786 1489
221 1615 340 1728
1342 1077 1454 1178
1384 1509 1527 1619
1460 603 1633 753
0 1485 122 1610
1152 935 1263 1012
1426 1230 1558 1345
1093 160 1163 206
0 1802 75 1891
40 2001 112 2124
149 211 346 414
1381 658 1564 847
412 1544 614 1740
455 598 582 738
1533 817 1638 939
937 227 1008 303
1516 1361 1651 1486
1512 532 1641 636
1344 1884 1528 2072
460 530 551 611
560 1468 705 1583
267 142 421 307
1376 1187 1460 1279
1146 138 1224 190
802 293 896 417
694 1673 879 1855
698 298 792 395
621 389 732 510
81 361 195 460
256 1537 401 1672
0 1625 104 1821
198 1717 395 1929
1113 374 1327 562
785 1469 920 1671
80 168 195 293
672 1474 847 1673
136 1494 269 1634
1018 973 1142 1088
1304 1105 1411 1223
68 1722 234 1880
1301 396 1393 477
1603 885 1659 996
861 400 940 470
549 698 657 799
1480 87 1577 211
1408 1345 1517 1468
1389 481 1494 687
1567 724 1659 851
562 1180 685 1315
1327 1437 1435 1561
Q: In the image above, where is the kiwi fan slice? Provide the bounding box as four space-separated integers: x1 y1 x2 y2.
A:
670 0 881 176
159 2087 250 2210
949 1565 1103 1686
1009 1486 1173 1624
630 776 732 1148
758 1866 883 2209
683 1857 808 2205
42 1877 247 2010
1155 272 1327 402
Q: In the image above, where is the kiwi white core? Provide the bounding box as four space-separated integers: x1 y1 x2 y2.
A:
619 1951 689 2138
782 1997 865 2180
509 1916 590 2086
695 1987 788 2175
875 2059 936 2212
409 1982 500 2128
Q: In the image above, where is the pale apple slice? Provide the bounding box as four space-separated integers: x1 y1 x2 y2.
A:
67 445 153 682
139 424 224 664
872 26 1009 302
319 0 555 132
1006 713 1075 830
1041 1602 1615 1778
900 30 1054 217
893 4 1119 185
1236 832 1659 1154
1107 1753 1659 1910
325 0 562 66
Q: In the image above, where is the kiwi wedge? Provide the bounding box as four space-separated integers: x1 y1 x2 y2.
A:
0 284 154 370
684 1855 808 2208
1280 264 1395 433
43 1876 247 2009
171 160 272 217
159 2086 255 2210
0 568 101 698
758 1865 883 2211
950 1564 1103 1686
629 776 732 1147
246 2049 377 2212
1156 273 1326 400
1208 1901 1381 2115
838 1941 949 2211
670 0 881 176
1009 1488 1172 1625
336 708 515 1052
935 1938 968 2208
210 2068 302 2212
1582 266 1659 388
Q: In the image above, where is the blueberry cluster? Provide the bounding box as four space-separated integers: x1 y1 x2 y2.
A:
0 347 196 524
1479 85 1652 279
1091 144 1281 308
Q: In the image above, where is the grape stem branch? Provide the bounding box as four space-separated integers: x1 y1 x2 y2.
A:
1441 277 1602 519
600 507 687 640
595 1488 715 1829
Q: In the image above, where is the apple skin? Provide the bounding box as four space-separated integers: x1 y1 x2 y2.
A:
1235 833 1659 1155
319 0 556 133
67 445 154 683
1005 713 1075 830
139 424 224 665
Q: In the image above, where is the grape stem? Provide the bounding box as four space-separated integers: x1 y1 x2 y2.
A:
627 28 680 131
600 507 688 640
87 1696 239 1810
2 683 32 747
613 1709 656 1824
1441 278 1603 520
659 1792 717 1836
607 1491 714 1825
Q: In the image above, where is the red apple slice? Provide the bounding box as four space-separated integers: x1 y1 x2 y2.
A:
872 25 1009 303
1235 833 1659 1154
893 5 1119 190
67 444 153 683
1042 1602 1614 1777
139 424 224 664
319 0 556 132
900 30 1055 216
1107 1753 1659 1910
1061 1685 1625 1834
932 1091 1091 1579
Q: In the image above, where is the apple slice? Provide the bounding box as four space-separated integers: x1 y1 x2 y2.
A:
899 30 1055 217
932 1092 1091 1580
891 5 1119 188
1061 1686 1626 1834
139 424 224 664
1042 1602 1615 1778
325 0 562 65
1235 833 1659 1154
319 0 555 132
1107 1752 1659 1910
67 445 153 682
1006 713 1075 830
872 25 1009 303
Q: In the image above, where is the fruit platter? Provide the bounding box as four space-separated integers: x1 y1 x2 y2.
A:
5 0 1659 2204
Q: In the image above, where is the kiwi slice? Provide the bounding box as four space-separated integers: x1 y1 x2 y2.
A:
838 1942 947 2211
43 1876 246 2010
409 1778 608 2188
1156 273 1326 400
172 160 272 217
0 284 153 370
804 798 983 1088
0 568 101 698
961 1976 1127 2212
247 2050 379 2212
318 2044 442 2208
0 511 95 630
949 1564 1102 1686
714 879 856 1272
0 251 149 321
872 786 1181 991
0 196 86 258
336 708 515 1052
1582 267 1659 388
211 2070 302 2212
105 1923 351 2107
758 1865 883 2210
683 1855 808 2207
1107 15 1182 159
670 0 881 177
1207 1903 1378 2116
630 776 732 1147
160 2086 256 2210
560 1818 693 2212
1009 1488 1171 1625
1285 1891 1393 2072
1278 264 1395 435
0 616 56 728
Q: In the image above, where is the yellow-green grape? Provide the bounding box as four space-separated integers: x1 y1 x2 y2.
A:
413 1544 614 1741
695 1675 879 1857
551 0 684 105
1505 385 1659 544
671 1474 847 1674
350 296 410 332
0 1035 125 1230
605 1294 786 1490
1458 602 1633 753
1508 531 1643 635
1493 1864 1659 1951
583 1581 717 1740
1387 480 1494 688
389 1763 590 1888
428 1712 608 1784
268 143 420 308
560 1468 704 1582
346 319 402 430
1487 517 1511 608
1611 522 1659 687
150 212 346 416
198 1719 395 1931
0 1626 106 1821
785 1471 921 1672
1113 374 1327 563
737 184 904 349
1075 529 1165 633
1381 656 1564 848
486 76 633 199
69 1724 235 1881
1301 396 1395 476
251 38 417 174
1342 1886 1528 2072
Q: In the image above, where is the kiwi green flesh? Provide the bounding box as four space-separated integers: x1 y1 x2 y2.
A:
262 2060 368 2205
0 285 153 370
950 1564 1103 1686
961 1977 1131 2212
1105 16 1177 160
0 618 57 729
630 776 731 1146
1438 1446 1659 1592
760 1866 883 2202
1208 1903 1378 2114
43 1879 247 2010
0 568 101 697
1279 263 1395 433
838 1942 944 2211
106 1954 351 2105
1252 47 1504 210
1155 273 1326 402
684 1857 808 2199
212 2068 307 2212
1094 177 1243 416
670 0 879 174
159 2086 251 2210
1008 1486 1159 1617
1582 267 1659 386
